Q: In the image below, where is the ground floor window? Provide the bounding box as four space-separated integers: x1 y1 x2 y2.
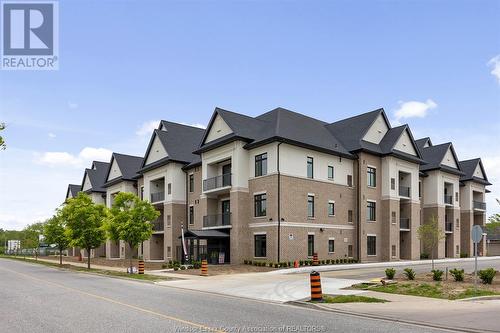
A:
367 235 376 256
328 239 335 253
348 244 353 257
254 234 266 257
391 245 396 257
308 234 315 257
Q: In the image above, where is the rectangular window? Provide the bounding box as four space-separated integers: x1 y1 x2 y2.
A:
255 153 268 177
140 186 144 200
455 192 459 202
328 166 334 180
390 178 395 190
391 245 396 257
328 239 335 253
166 215 171 227
328 202 335 216
348 245 353 257
189 174 194 192
367 167 376 187
308 235 315 257
367 201 376 222
419 181 422 198
254 193 267 217
189 206 194 225
347 175 353 187
167 183 172 195
456 245 459 255
254 234 267 257
167 246 171 258
307 157 314 179
348 210 353 223
367 236 376 256
391 211 396 224
307 195 315 218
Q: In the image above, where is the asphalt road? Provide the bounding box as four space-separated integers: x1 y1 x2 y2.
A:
321 257 500 280
0 259 449 333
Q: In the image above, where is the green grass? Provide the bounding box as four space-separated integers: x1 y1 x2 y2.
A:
318 294 387 303
0 255 173 282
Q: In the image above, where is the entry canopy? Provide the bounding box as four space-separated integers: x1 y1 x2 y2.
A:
182 229 230 239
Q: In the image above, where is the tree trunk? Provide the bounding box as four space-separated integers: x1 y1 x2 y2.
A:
87 248 91 269
129 242 133 274
59 248 63 266
431 245 435 270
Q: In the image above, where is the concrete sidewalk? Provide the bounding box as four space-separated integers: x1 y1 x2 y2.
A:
270 256 500 275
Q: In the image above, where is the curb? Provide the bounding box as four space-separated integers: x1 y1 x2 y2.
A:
286 300 498 333
458 295 500 302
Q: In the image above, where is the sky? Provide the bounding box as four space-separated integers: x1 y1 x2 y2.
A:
0 0 499 230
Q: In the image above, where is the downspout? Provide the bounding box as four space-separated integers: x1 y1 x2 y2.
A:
183 170 189 264
356 156 361 262
277 142 283 263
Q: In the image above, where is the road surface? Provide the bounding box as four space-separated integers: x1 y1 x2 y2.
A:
0 258 448 333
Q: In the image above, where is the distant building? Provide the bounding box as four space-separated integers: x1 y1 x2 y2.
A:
7 240 21 253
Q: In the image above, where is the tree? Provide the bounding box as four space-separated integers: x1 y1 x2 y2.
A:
418 215 445 270
61 193 107 269
44 214 71 265
0 122 5 150
22 222 45 260
105 192 159 272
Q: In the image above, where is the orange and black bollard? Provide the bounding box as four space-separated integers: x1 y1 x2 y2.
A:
138 260 145 274
200 259 208 276
294 260 299 268
310 271 323 301
313 252 319 266
78 253 82 262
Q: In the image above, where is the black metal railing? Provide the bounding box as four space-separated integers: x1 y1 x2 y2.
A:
445 222 453 232
473 201 486 210
444 195 453 205
150 191 165 203
151 219 164 232
203 173 232 191
203 213 231 228
399 186 410 197
400 218 410 230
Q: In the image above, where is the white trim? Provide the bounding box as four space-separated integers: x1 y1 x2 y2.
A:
328 200 335 203
308 232 315 235
367 199 377 203
307 193 315 196
253 231 267 235
253 190 267 196
249 222 355 230
367 233 377 237
328 237 335 240
367 164 377 169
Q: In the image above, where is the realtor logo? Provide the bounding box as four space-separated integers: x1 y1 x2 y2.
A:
1 1 58 70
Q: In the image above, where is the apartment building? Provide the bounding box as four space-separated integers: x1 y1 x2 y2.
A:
63 107 491 264
102 152 143 260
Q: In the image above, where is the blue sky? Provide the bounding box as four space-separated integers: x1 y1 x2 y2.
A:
0 0 499 229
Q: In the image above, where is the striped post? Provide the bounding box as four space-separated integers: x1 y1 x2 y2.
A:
138 260 145 274
312 252 319 266
310 271 323 301
200 259 208 276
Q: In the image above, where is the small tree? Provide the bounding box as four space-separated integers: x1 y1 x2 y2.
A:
418 215 445 270
61 193 107 269
22 222 45 260
44 214 71 265
0 122 6 150
105 192 159 272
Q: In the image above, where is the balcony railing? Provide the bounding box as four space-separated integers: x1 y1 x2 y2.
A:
473 201 486 210
203 213 231 228
444 195 453 205
151 219 164 232
399 186 410 198
445 222 453 232
203 173 232 192
400 218 410 230
150 191 165 203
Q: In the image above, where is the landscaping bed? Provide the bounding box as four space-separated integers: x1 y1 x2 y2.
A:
313 294 388 304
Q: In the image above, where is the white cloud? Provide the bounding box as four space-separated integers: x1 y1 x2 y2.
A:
181 122 206 129
68 101 78 109
48 132 56 138
394 99 437 121
488 55 500 84
34 147 112 168
136 120 160 137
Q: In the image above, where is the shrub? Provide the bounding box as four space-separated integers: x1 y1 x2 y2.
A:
193 261 201 269
274 263 279 268
288 261 292 267
420 253 429 259
403 268 416 280
385 268 396 280
161 264 168 269
460 252 468 258
299 260 304 266
308 260 313 265
450 268 464 282
478 268 496 284
243 260 248 265
180 266 186 270
432 269 444 281
336 259 340 264
173 267 179 271
248 260 253 265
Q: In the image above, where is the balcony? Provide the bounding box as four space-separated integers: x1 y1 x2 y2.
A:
151 219 164 232
400 218 410 230
203 173 232 192
203 213 231 228
150 191 165 203
444 195 453 205
473 201 486 210
399 186 410 198
445 222 453 233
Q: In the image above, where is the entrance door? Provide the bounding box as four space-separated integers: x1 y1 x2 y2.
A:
221 200 230 226
222 164 231 186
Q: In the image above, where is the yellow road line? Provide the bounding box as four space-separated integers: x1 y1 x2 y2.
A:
0 265 224 333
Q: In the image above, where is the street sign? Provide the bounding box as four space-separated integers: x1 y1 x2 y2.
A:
472 225 483 243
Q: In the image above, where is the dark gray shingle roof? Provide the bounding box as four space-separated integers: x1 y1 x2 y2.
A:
83 161 110 193
458 158 491 185
419 143 464 175
415 137 432 151
104 153 143 186
66 184 81 198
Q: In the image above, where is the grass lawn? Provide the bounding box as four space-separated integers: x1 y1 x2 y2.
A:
353 281 499 300
317 294 388 303
0 255 174 282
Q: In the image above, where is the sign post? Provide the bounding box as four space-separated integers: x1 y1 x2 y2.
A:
471 225 483 294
